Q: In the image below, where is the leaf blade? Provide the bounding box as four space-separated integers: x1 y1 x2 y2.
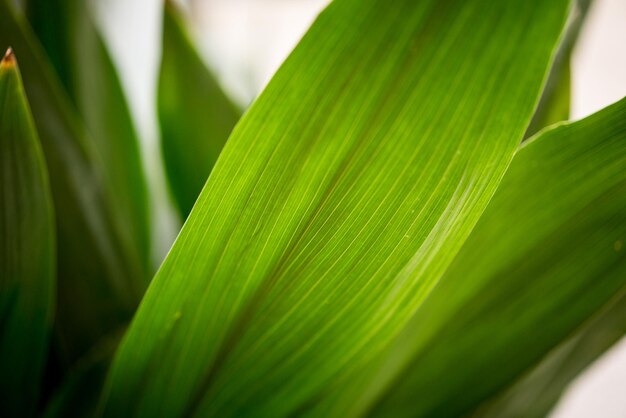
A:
101 0 570 416
158 0 241 219
0 1 145 362
368 96 626 417
0 49 55 418
472 265 626 417
26 0 151 274
524 0 592 138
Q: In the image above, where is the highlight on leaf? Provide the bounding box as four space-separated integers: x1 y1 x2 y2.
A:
100 0 573 416
365 96 626 418
1 0 625 417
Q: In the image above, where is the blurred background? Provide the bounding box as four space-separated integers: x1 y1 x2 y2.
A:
92 0 626 416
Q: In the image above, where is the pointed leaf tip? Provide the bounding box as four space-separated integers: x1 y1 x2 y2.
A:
165 0 181 14
1 47 15 67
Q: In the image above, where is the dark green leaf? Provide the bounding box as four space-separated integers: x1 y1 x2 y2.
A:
472 287 626 418
27 0 151 274
158 0 241 218
42 328 123 418
0 49 55 418
0 2 144 363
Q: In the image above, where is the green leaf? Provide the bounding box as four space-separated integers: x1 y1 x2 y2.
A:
26 0 151 274
366 96 626 417
524 0 592 138
158 0 241 219
472 286 626 418
526 57 571 138
99 0 569 416
0 2 145 363
0 49 55 418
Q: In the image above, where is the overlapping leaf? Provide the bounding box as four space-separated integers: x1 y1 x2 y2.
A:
473 279 626 417
26 0 150 273
524 0 591 138
99 0 569 416
42 329 123 418
0 49 55 418
367 97 626 417
158 0 241 218
0 1 145 363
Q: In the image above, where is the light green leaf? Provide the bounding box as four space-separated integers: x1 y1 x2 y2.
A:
27 0 151 274
367 96 626 417
158 0 241 219
0 49 55 418
0 2 145 363
99 0 569 416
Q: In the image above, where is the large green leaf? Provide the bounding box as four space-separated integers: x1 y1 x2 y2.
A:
158 0 241 219
0 49 55 418
366 96 626 417
0 2 145 363
26 0 150 274
99 0 569 416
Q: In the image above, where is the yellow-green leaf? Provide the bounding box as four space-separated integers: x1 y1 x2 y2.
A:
367 96 626 417
99 0 569 416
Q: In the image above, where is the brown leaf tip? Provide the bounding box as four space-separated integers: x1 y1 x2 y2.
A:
165 0 179 13
1 47 16 67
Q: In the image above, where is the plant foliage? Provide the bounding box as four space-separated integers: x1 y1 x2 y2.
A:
0 0 624 417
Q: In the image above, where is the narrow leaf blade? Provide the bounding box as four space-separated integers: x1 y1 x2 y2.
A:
27 0 151 274
0 2 144 362
158 1 241 218
0 49 55 418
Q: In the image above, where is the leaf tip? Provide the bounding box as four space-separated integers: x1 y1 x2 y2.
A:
164 0 183 17
1 47 16 68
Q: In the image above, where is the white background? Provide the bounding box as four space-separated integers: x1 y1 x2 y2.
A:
95 0 626 416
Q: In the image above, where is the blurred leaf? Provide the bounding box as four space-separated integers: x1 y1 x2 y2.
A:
0 2 144 363
367 96 626 417
0 49 55 418
42 329 123 418
158 0 241 219
99 0 569 416
27 0 150 273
